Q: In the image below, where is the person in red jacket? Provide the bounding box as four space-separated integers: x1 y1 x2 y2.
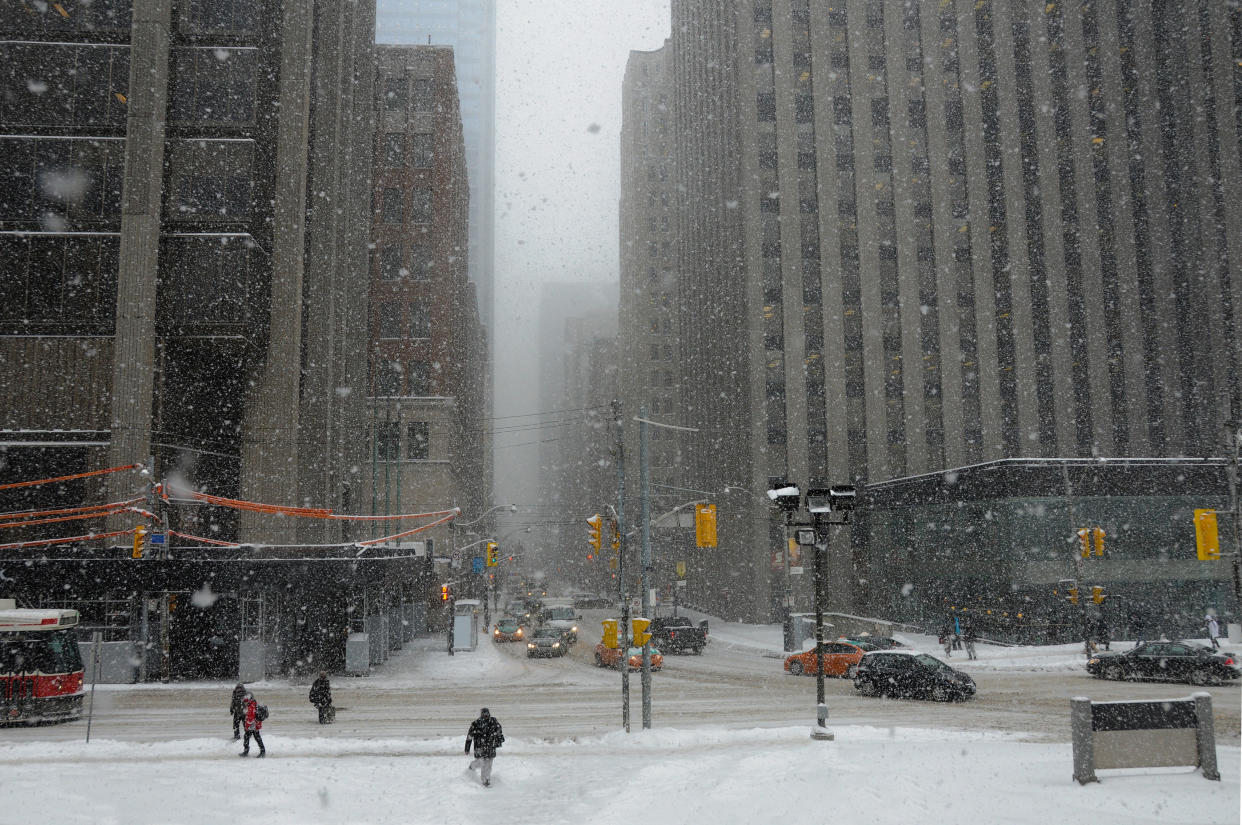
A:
239 693 266 758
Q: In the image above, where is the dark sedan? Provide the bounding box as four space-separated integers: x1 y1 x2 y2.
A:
526 626 569 658
853 650 975 701
1087 641 1239 686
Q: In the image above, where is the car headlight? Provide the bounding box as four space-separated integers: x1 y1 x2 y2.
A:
552 642 560 648
515 629 523 637
1088 658 1099 665
571 626 578 633
527 643 535 649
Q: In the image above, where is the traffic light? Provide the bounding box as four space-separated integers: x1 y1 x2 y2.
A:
587 514 603 551
1092 527 1105 557
1091 586 1105 605
1067 587 1079 605
1077 528 1090 559
601 619 619 649
1194 509 1221 560
486 541 499 567
632 617 651 646
132 525 148 559
695 503 718 548
610 516 621 552
440 584 451 602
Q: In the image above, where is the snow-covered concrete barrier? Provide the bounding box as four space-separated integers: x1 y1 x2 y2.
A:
1071 693 1220 784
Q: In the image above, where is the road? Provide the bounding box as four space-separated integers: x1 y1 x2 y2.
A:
6 613 1239 747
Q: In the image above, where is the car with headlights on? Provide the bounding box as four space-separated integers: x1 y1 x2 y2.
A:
492 617 525 643
594 643 663 671
540 605 581 644
526 626 569 658
1087 640 1239 685
853 650 975 701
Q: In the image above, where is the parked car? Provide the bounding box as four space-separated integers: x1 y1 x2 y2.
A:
526 626 569 658
1087 641 1239 685
594 643 663 671
492 617 525 643
853 650 976 701
651 615 708 654
784 640 869 678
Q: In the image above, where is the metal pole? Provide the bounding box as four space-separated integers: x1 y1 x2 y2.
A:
612 400 630 732
383 401 392 521
1227 422 1242 613
639 405 652 730
370 398 378 538
394 397 401 522
811 531 831 739
1063 461 1089 653
85 631 101 743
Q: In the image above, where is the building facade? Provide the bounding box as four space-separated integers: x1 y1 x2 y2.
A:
368 45 488 559
621 0 1242 622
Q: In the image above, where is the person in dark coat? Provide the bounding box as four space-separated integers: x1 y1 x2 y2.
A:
229 683 246 740
963 623 978 660
239 693 265 758
309 671 333 724
464 707 504 787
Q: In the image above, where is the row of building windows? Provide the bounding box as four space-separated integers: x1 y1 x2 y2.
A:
374 421 431 461
382 133 435 169
379 187 433 224
374 359 433 397
378 301 431 339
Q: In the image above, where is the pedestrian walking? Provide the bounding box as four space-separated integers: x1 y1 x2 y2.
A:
229 682 246 740
963 623 977 660
940 630 952 658
1095 616 1111 651
309 671 334 724
1206 614 1221 650
952 615 963 650
239 692 266 758
464 707 504 787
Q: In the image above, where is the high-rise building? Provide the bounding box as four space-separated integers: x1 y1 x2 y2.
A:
376 0 496 336
368 45 488 550
621 1 1241 626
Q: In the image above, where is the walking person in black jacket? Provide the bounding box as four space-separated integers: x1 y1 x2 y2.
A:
229 683 246 740
464 707 504 787
309 671 333 724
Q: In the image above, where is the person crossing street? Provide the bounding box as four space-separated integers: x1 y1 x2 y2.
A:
464 707 504 787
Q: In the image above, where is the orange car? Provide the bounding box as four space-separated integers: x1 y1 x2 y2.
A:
594 643 664 671
784 640 869 678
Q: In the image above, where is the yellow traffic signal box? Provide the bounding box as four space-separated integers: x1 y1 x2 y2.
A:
1067 587 1079 605
1092 527 1105 557
1194 509 1221 560
486 541 499 567
695 503 717 548
587 514 603 551
1077 528 1090 558
1091 586 1105 604
601 619 619 649
132 525 148 559
632 617 651 646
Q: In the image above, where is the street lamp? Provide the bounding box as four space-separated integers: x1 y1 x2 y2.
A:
769 481 857 741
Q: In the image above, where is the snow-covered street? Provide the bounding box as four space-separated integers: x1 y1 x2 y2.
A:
1 615 1238 824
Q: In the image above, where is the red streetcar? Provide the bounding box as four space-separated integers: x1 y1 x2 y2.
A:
0 607 85 724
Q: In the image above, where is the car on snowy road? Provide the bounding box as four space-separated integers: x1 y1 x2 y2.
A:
784 640 870 678
539 605 581 643
853 650 975 702
526 626 569 658
1086 641 1239 685
594 643 663 671
492 617 525 643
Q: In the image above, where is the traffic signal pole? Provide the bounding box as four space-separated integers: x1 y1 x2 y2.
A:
612 400 631 733
639 405 652 730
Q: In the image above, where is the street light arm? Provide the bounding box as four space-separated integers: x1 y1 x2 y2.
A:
453 504 518 529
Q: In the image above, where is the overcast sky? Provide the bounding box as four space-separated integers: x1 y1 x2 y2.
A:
492 1 670 501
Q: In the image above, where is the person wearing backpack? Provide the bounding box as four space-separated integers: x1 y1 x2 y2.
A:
309 671 333 724
229 682 246 740
239 692 266 758
464 707 504 787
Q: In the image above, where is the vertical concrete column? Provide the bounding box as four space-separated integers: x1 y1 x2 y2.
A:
239 0 315 543
107 0 171 516
1192 692 1220 781
1070 697 1098 784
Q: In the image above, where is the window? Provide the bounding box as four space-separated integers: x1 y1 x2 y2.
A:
411 133 434 167
384 78 406 112
408 422 429 460
383 134 404 167
408 360 432 395
409 301 430 338
381 188 402 223
376 361 401 396
380 245 403 279
410 242 432 279
756 93 776 122
376 422 400 459
412 79 434 111
379 302 401 338
411 187 432 223
795 94 814 123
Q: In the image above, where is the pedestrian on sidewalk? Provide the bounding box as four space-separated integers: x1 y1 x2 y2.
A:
239 692 266 758
1206 614 1221 650
963 623 977 660
229 682 246 741
464 707 504 787
309 671 334 724
952 615 963 650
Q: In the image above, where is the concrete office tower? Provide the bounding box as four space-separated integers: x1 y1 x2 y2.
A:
0 0 376 544
376 0 496 337
640 1 1242 622
368 45 488 548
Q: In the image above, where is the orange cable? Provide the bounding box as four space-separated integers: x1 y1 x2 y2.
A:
0 529 134 550
0 498 143 522
357 512 457 546
0 463 140 492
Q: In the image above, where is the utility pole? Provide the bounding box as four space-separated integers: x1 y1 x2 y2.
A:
612 400 630 732
1063 461 1089 655
639 405 652 730
1226 421 1242 613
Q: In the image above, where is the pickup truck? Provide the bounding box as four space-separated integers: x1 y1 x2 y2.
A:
650 615 708 654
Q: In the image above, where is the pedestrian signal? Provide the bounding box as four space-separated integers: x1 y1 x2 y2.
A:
132 525 148 559
601 619 619 649
632 618 651 646
587 514 603 551
695 503 717 548
1194 509 1221 560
